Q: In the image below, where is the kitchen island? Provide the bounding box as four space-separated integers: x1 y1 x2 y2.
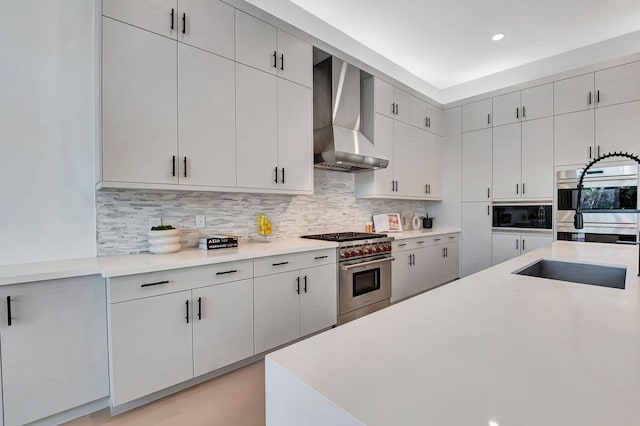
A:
266 241 640 425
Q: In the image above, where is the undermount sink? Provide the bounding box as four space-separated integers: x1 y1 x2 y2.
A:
515 259 626 289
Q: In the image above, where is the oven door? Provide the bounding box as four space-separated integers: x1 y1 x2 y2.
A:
339 257 392 315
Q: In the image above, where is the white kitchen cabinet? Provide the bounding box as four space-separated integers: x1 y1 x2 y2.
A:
462 98 492 132
178 0 235 59
521 117 553 199
192 279 254 377
554 109 595 166
492 232 553 265
254 262 337 354
492 233 521 265
440 241 460 284
374 78 396 118
394 88 412 124
492 123 521 200
595 101 640 157
235 10 277 75
427 103 444 136
461 202 493 277
276 29 313 88
521 84 554 121
102 17 178 185
110 291 194 406
410 96 429 130
103 0 178 39
493 85 553 126
462 128 492 202
277 78 313 192
425 132 443 199
178 43 236 187
391 249 417 303
492 91 521 127
0 277 108 426
355 114 396 197
595 61 640 108
299 264 338 336
393 122 428 197
492 117 553 200
554 73 595 115
235 63 279 190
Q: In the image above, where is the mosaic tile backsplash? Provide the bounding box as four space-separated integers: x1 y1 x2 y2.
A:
96 169 432 255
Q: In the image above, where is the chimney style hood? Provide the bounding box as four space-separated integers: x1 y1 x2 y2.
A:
313 57 388 172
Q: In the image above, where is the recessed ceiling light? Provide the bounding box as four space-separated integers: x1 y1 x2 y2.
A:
492 33 504 41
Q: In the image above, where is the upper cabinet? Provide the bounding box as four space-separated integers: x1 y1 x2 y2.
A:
554 73 594 115
462 128 492 202
356 78 442 200
103 0 234 59
100 6 313 194
492 84 553 127
235 11 311 88
594 61 640 108
410 96 443 136
462 99 492 132
103 0 178 39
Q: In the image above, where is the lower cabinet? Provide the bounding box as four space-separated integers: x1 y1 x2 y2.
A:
391 234 460 303
254 263 337 354
0 276 109 426
461 202 493 276
492 233 553 265
110 279 255 406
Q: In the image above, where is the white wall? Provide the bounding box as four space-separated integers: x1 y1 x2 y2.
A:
0 1 97 265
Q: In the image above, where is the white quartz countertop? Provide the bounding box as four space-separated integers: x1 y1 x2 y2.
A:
0 238 338 285
386 227 460 240
267 241 640 426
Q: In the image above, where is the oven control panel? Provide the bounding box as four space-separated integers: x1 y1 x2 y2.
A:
339 242 392 259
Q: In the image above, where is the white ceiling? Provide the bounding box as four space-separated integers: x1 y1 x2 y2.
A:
289 0 640 89
242 0 640 103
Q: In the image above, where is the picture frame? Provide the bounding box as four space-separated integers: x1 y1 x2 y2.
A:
373 213 403 233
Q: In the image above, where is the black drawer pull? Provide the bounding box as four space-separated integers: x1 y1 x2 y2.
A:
303 275 307 293
172 155 176 177
197 297 202 320
398 243 407 247
182 13 186 34
273 51 277 68
280 53 284 71
170 8 175 30
314 255 328 260
272 261 289 266
141 280 170 288
215 270 238 275
183 156 187 178
449 236 456 239
185 300 189 323
434 238 441 242
6 296 12 327
296 276 300 294
417 241 425 244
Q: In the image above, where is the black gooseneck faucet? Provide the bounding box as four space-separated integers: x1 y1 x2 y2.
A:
573 151 640 276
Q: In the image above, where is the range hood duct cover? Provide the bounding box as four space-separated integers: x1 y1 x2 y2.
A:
313 57 388 172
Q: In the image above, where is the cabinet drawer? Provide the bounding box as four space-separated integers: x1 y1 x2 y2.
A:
254 249 336 277
109 260 253 303
430 233 459 245
393 233 459 251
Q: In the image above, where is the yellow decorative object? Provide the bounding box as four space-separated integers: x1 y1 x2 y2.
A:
257 213 272 236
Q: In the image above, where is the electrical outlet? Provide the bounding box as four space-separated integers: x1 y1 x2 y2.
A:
149 217 162 228
196 215 206 229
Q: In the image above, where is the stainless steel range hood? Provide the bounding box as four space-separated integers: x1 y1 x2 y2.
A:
313 57 388 172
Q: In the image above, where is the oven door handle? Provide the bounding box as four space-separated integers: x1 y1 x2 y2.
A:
340 257 395 271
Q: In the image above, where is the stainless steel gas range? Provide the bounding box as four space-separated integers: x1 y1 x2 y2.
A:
301 232 394 324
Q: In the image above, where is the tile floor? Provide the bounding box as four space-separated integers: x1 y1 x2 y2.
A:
65 361 265 426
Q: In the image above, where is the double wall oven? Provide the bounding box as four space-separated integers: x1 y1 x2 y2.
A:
301 232 393 324
556 165 639 243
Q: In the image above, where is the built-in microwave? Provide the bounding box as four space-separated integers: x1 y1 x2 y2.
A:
492 205 552 229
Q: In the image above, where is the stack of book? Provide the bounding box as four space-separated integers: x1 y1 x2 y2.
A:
198 235 239 250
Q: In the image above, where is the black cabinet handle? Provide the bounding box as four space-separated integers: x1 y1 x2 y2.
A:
281 167 285 184
516 184 519 194
314 255 328 260
522 239 526 251
273 51 277 68
170 8 175 30
408 254 412 266
428 117 431 128
442 247 446 258
445 247 448 257
396 103 399 115
434 238 441 242
522 183 525 194
487 188 490 198
597 145 600 157
274 166 278 183
197 297 202 320
589 146 592 159
183 156 187 178
398 243 407 247
303 276 307 293
392 180 395 192
597 89 600 103
516 107 519 119
425 184 428 193
425 117 428 127
141 280 170 288
215 270 237 275
487 205 490 215
522 106 526 118
172 155 176 177
516 239 519 250
272 261 289 266
182 13 186 34
395 181 399 192
280 53 284 71
449 236 456 239
296 276 300 294
6 296 11 327
185 300 190 323
417 241 425 244
487 113 491 124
